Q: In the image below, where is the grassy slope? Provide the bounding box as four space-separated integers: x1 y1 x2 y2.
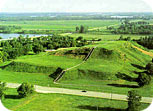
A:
0 41 153 96
59 41 153 96
63 41 151 78
0 52 82 86
2 88 150 111
14 52 82 68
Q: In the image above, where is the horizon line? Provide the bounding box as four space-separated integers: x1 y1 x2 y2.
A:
0 12 153 14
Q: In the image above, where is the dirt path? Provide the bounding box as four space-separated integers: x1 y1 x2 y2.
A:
133 46 153 57
6 83 153 104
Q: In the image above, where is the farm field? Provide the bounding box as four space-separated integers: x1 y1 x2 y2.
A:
2 88 150 111
68 33 152 40
0 20 120 31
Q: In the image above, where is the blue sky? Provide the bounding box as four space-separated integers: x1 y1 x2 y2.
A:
0 0 152 12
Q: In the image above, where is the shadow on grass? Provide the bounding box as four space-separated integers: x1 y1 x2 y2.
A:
5 95 22 99
49 67 63 79
131 64 145 70
0 62 13 69
107 84 139 88
115 72 137 82
77 105 126 111
133 70 152 76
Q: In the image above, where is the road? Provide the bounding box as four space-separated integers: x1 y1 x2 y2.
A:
6 83 153 104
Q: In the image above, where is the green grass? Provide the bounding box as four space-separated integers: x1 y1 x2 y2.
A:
58 41 153 97
0 41 153 97
2 88 150 111
0 20 119 31
68 33 150 40
0 69 53 86
14 52 82 69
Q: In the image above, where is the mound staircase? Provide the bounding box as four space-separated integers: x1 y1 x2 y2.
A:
53 47 96 83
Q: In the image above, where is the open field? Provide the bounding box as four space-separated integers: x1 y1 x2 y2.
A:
2 88 150 111
68 33 152 40
0 20 120 31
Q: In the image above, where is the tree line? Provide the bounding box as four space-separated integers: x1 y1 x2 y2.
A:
76 25 88 33
134 36 153 49
0 35 90 62
0 25 21 33
0 25 72 34
107 20 153 34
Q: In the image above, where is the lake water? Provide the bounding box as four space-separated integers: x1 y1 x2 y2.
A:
0 33 49 39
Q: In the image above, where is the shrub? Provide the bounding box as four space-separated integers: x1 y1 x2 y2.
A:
127 90 141 111
17 83 34 98
137 73 151 87
0 81 7 100
33 44 44 54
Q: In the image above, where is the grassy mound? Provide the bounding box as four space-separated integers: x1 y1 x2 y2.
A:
0 52 82 76
50 47 92 59
1 41 153 96
61 41 151 81
3 41 151 81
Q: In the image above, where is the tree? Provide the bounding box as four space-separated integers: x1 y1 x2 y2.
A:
17 82 34 98
33 44 44 54
76 36 83 41
137 73 151 87
76 26 79 32
79 25 85 33
23 44 32 55
47 44 54 49
0 51 9 62
127 37 131 41
127 90 141 111
79 25 88 33
119 35 123 40
0 81 7 100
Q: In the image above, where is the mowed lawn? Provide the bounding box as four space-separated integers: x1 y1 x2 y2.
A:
14 52 83 68
0 20 119 30
2 88 150 111
0 69 53 86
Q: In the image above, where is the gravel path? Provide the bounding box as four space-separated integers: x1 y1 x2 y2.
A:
6 83 153 104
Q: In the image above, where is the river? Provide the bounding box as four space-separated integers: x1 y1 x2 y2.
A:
0 33 49 39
